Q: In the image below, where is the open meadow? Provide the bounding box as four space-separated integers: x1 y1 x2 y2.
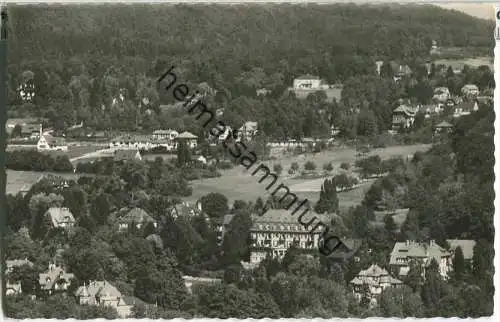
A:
183 144 431 211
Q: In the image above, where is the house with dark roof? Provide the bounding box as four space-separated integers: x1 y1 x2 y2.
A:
391 104 418 131
117 207 157 231
213 213 235 245
350 264 403 306
39 263 75 294
75 280 140 318
114 149 142 162
325 237 363 262
168 201 203 219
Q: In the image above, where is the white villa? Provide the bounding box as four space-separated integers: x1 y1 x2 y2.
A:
45 207 76 229
37 126 68 152
461 84 479 98
350 264 403 306
390 240 451 279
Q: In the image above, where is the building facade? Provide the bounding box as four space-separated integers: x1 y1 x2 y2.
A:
391 104 418 131
39 263 75 294
389 240 452 279
349 264 403 305
75 280 137 318
249 209 330 264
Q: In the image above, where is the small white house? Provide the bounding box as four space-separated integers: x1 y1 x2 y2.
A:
37 126 68 152
293 75 323 90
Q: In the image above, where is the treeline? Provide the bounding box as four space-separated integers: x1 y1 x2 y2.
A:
5 4 494 140
6 150 74 172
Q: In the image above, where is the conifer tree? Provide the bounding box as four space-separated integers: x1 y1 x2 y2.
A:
314 178 339 214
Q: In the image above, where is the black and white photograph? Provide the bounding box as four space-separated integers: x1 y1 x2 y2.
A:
0 1 496 319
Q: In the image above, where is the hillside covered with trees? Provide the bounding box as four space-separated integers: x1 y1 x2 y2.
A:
5 4 494 139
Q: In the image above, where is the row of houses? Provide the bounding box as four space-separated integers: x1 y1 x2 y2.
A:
391 99 480 132
349 239 476 306
5 257 219 318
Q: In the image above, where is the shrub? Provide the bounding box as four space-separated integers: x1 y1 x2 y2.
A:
304 161 316 171
323 162 334 172
273 163 283 175
340 162 350 170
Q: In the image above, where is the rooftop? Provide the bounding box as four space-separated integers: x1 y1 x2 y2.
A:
390 240 451 266
45 207 75 227
118 207 156 225
177 131 198 139
75 280 122 303
295 74 320 80
39 265 75 290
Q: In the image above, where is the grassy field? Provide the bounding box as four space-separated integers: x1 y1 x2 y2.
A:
434 56 493 70
6 170 82 196
183 144 431 210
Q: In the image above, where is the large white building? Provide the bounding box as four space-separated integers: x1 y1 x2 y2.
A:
249 209 330 264
389 239 475 280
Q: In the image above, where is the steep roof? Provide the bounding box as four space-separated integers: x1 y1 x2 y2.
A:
45 207 75 227
39 265 75 290
119 207 156 224
358 264 390 277
390 241 451 266
393 104 418 116
326 238 362 260
169 202 202 218
75 280 122 303
177 131 198 139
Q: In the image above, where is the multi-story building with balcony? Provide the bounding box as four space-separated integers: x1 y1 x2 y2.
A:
249 209 330 264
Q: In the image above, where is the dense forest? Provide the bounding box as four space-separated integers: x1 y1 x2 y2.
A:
5 4 494 138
